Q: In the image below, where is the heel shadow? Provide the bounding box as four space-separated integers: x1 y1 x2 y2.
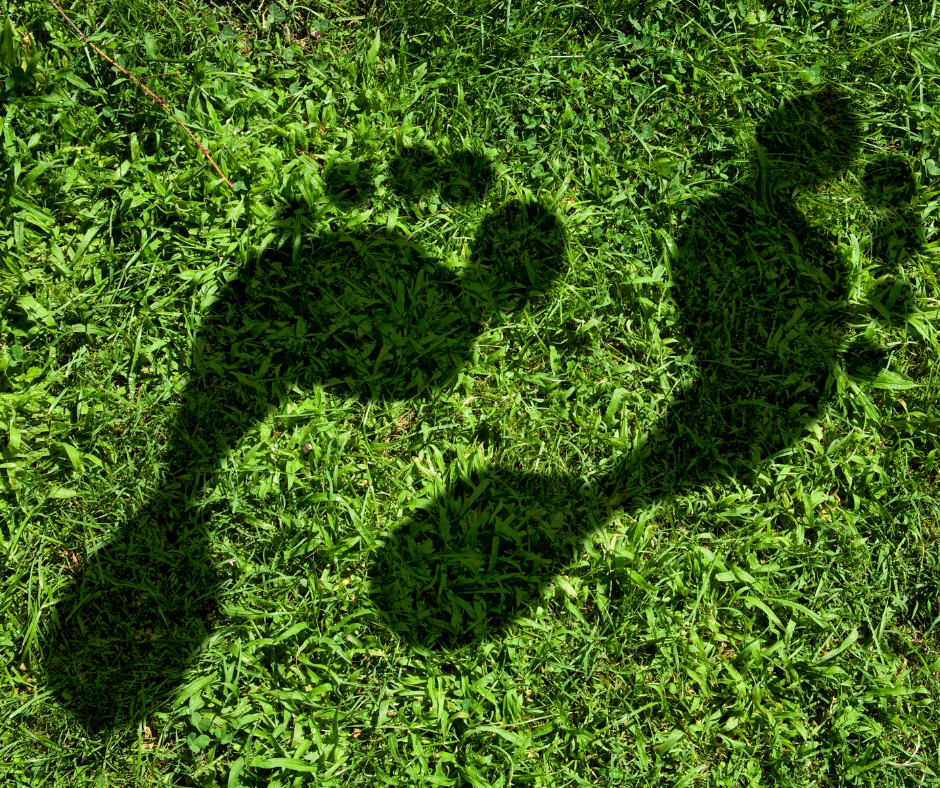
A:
368 466 584 645
40 383 265 729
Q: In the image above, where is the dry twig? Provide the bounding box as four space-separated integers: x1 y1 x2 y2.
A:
48 0 234 191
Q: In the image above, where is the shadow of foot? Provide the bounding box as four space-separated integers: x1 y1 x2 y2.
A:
861 155 927 264
37 148 568 729
38 389 255 730
368 466 583 646
367 88 920 648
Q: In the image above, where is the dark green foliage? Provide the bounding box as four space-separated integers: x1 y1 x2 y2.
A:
1 0 939 786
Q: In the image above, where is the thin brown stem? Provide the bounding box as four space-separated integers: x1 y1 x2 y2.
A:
48 0 234 191
295 146 323 169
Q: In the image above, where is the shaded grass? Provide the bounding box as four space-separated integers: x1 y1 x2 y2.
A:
0 0 939 785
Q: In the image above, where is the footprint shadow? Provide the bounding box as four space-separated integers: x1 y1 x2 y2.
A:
367 88 923 647
861 155 926 265
38 149 567 730
39 91 928 721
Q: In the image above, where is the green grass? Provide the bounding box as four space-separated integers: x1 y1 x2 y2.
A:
1 0 940 784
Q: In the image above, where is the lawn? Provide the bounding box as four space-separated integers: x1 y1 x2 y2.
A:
1 0 939 785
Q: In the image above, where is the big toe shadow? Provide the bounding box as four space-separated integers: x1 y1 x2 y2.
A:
470 198 567 299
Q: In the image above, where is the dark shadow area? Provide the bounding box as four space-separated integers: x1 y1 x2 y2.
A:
644 89 867 483
633 91 912 484
321 156 378 206
861 155 926 265
367 88 922 647
39 89 930 719
369 467 582 644
39 394 245 731
387 147 496 205
242 200 564 400
38 148 566 730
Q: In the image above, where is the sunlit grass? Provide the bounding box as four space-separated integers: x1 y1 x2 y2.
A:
0 0 938 785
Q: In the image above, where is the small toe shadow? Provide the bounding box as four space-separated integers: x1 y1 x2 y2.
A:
322 156 377 205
